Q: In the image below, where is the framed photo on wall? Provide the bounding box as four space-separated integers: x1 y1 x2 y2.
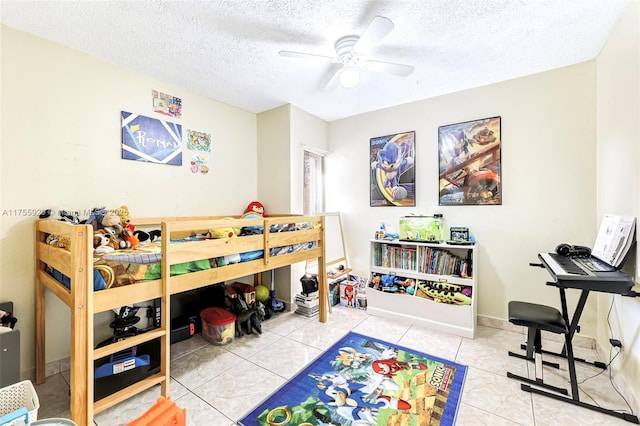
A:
370 131 415 207
438 116 501 205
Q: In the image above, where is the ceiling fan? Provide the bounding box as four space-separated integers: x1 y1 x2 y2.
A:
279 16 415 89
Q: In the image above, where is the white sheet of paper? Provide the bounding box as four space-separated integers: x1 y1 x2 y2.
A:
591 214 636 268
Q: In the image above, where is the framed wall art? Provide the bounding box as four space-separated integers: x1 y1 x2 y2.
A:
438 116 501 205
186 129 211 152
370 130 415 207
121 111 182 166
152 89 182 118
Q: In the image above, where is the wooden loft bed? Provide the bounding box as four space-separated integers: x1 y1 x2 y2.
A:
34 214 327 425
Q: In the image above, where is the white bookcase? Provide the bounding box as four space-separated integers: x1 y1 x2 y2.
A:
367 239 478 338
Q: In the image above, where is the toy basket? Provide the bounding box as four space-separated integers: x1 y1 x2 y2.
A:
0 380 39 425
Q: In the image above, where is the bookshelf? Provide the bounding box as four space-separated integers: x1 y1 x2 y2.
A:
368 239 478 338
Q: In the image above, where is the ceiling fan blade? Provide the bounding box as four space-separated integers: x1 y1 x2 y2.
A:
279 50 336 63
353 16 394 53
322 64 343 90
366 59 414 77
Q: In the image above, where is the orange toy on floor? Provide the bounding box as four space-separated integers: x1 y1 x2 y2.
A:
125 397 186 426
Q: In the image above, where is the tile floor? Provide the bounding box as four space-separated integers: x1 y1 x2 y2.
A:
33 307 637 425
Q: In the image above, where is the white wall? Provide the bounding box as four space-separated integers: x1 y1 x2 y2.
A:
326 62 599 332
0 26 258 369
595 0 640 408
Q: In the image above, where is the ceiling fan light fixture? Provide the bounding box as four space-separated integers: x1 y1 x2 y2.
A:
339 67 360 88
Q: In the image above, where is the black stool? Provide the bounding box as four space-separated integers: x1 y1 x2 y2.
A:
506 300 574 395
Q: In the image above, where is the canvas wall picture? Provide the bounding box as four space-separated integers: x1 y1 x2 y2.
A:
438 116 501 205
121 111 182 166
370 131 416 207
152 89 182 118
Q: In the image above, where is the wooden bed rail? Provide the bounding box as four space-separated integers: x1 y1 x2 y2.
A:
34 213 326 426
35 219 95 424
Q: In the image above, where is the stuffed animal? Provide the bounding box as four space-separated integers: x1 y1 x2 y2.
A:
208 227 236 239
114 205 140 247
103 225 128 249
244 201 265 216
85 207 106 230
116 205 132 228
85 207 120 230
46 234 71 251
101 211 121 228
58 210 80 224
39 209 80 224
94 229 119 251
121 226 140 248
134 229 161 244
93 231 115 253
208 217 239 239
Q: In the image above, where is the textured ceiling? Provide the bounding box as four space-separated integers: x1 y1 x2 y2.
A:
0 0 631 121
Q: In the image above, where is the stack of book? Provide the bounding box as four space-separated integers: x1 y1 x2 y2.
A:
294 291 319 317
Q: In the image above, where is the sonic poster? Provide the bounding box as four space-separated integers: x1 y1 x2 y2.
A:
370 131 416 207
121 111 182 166
438 116 501 205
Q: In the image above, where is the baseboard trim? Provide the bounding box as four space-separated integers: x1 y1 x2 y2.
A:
478 314 595 349
479 315 639 414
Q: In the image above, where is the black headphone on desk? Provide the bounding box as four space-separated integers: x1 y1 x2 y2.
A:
555 243 591 257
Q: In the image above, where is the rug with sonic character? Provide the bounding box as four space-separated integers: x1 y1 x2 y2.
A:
239 331 467 426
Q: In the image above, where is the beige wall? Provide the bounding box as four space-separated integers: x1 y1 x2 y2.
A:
0 26 258 368
257 104 291 214
327 62 599 330
256 104 329 304
596 0 640 408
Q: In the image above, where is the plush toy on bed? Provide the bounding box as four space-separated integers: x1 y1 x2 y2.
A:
244 201 265 217
120 227 139 248
46 234 71 251
94 230 115 253
115 205 140 248
103 225 128 249
208 217 239 239
39 209 81 224
134 229 161 244
85 207 121 231
95 229 119 251
116 205 132 228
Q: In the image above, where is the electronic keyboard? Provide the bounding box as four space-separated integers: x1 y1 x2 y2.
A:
539 252 634 294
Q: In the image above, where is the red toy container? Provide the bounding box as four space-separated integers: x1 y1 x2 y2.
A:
200 307 236 346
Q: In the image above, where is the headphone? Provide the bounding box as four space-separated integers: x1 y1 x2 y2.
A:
555 243 591 257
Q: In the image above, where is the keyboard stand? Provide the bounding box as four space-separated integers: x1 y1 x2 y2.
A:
522 259 640 424
534 287 608 369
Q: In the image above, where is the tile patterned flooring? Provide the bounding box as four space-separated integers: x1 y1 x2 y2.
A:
32 307 638 425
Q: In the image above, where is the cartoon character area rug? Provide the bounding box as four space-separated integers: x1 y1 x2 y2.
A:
238 332 467 426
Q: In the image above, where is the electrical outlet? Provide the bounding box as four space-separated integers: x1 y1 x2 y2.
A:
609 338 622 348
